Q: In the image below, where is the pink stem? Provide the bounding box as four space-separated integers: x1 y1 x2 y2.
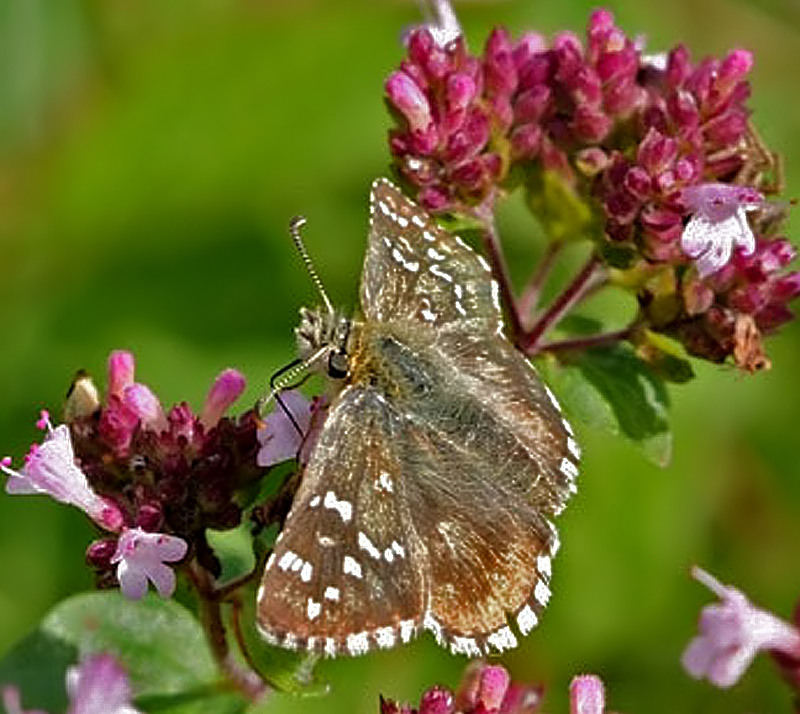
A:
518 242 563 328
479 221 524 341
533 326 634 356
521 255 603 351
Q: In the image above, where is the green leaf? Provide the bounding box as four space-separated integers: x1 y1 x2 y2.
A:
0 629 77 712
538 343 673 466
0 592 248 714
233 581 330 698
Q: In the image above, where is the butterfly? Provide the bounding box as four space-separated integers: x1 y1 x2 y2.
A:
256 178 579 657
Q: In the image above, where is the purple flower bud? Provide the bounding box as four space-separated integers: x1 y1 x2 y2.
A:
86 538 118 569
682 566 800 688
569 674 605 714
446 73 477 113
604 190 639 225
637 128 677 175
718 49 753 89
123 384 167 433
135 502 164 531
510 123 542 160
107 351 135 399
666 44 691 87
513 85 551 124
572 105 612 142
200 368 246 429
484 27 518 98
386 71 434 134
512 33 546 69
111 527 188 600
444 109 490 163
478 665 510 710
419 185 452 211
704 111 748 147
623 166 652 200
683 277 715 315
419 687 454 714
575 147 609 176
1 686 47 714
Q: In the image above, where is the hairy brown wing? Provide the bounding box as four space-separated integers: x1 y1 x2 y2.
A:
256 386 425 657
361 178 503 333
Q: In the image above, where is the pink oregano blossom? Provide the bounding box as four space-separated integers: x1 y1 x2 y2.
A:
2 653 140 714
682 566 800 688
111 527 188 600
680 183 763 277
256 390 313 467
1 412 123 532
569 675 605 714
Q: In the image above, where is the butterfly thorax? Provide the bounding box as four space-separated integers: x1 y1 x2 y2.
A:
295 306 363 380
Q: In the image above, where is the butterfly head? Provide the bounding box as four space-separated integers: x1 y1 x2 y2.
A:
295 306 354 380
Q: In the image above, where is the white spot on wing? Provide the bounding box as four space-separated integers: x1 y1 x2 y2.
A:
423 611 443 644
430 264 453 282
347 631 370 655
376 471 394 493
427 247 446 260
307 598 321 620
309 494 321 508
343 555 363 579
567 437 581 461
560 457 579 480
324 586 340 601
278 551 297 571
358 531 381 559
383 547 394 562
534 580 551 607
517 604 538 635
411 214 426 227
562 417 574 436
391 540 405 558
450 635 481 657
375 626 396 649
265 553 275 571
324 490 352 522
545 385 561 411
537 554 552 579
324 638 336 657
487 626 518 652
399 619 416 643
300 562 313 583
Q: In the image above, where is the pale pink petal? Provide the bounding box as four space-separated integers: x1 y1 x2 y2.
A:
570 674 605 714
200 369 246 429
66 653 140 714
256 390 313 467
123 384 167 432
682 566 800 689
112 528 187 600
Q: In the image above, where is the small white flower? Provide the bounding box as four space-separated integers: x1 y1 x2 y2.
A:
111 527 188 600
680 183 763 277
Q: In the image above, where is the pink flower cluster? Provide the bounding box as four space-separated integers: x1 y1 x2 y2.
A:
380 663 610 714
3 350 261 599
385 9 798 370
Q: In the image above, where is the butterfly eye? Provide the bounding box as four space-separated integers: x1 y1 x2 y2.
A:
327 351 349 379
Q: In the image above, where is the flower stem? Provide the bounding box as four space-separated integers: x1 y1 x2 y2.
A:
535 326 634 355
521 255 603 352
518 241 563 328
478 219 524 342
188 561 269 702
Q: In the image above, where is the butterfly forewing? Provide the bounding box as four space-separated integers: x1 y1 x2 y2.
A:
362 179 503 333
257 178 580 657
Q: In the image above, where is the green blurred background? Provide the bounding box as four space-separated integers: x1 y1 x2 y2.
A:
0 0 799 711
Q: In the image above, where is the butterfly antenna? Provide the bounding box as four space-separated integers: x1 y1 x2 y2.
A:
289 216 333 315
257 345 328 425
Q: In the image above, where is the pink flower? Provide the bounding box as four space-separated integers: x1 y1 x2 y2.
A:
66 653 140 714
107 351 135 398
569 675 605 714
111 527 188 600
680 183 763 277
200 368 246 429
682 566 800 688
1 413 123 532
256 390 313 467
2 653 139 714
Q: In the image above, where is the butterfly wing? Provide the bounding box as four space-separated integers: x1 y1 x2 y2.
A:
362 178 503 333
256 385 426 656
